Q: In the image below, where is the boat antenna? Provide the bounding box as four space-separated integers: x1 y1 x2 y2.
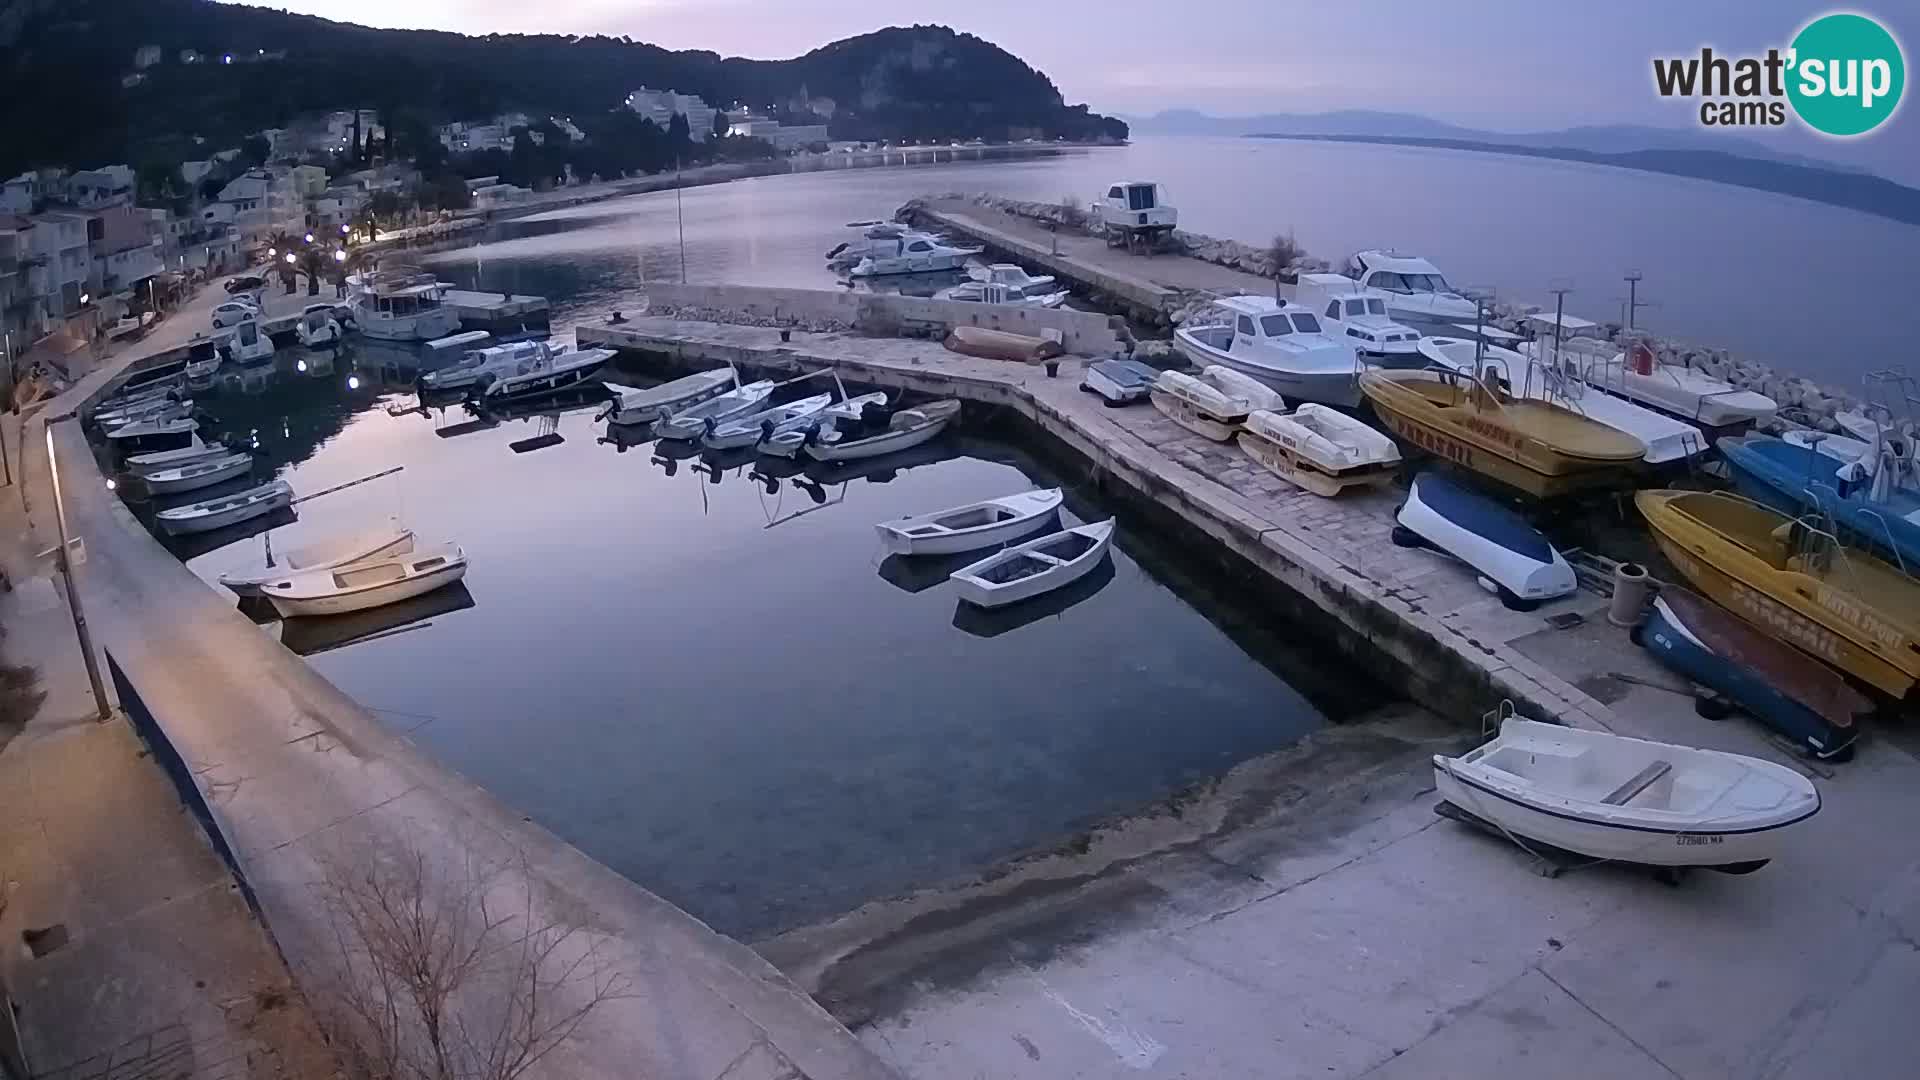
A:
1622 269 1645 330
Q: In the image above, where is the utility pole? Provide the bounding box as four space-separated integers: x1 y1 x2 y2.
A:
675 158 687 285
1622 269 1645 330
45 420 112 722
1547 279 1574 371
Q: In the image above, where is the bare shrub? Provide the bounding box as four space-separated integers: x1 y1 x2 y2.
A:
314 837 625 1080
1057 193 1087 230
1268 230 1304 278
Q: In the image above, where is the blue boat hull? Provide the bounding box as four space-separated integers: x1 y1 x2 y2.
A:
1717 435 1920 570
1639 601 1857 760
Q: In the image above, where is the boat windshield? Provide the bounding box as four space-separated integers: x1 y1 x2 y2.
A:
1403 273 1453 294
1367 299 1387 315
1259 314 1293 337
1290 313 1322 334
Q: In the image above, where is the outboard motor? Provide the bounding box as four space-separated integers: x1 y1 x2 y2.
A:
859 401 890 434
759 418 777 443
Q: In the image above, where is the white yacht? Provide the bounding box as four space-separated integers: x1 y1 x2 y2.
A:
1343 250 1479 331
349 266 461 342
847 231 982 278
1171 296 1361 407
1288 273 1423 365
480 345 616 402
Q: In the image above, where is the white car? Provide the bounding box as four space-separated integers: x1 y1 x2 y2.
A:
211 300 260 328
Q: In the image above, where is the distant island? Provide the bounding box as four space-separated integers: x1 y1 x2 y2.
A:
1244 134 1920 226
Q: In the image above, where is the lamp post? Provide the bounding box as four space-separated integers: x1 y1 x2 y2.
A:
45 420 113 722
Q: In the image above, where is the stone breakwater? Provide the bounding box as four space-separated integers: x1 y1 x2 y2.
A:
911 192 1872 434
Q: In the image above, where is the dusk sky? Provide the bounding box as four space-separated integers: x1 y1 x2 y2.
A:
234 0 1917 181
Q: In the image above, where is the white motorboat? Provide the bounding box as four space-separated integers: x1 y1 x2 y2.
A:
94 394 187 426
875 488 1064 556
156 479 293 536
1392 470 1575 610
1782 428 1872 465
421 339 555 393
824 221 912 266
653 380 777 441
700 392 834 450
295 303 343 348
185 355 222 387
759 392 888 457
847 231 982 277
1288 273 1423 363
1342 250 1479 331
1172 297 1360 407
349 266 461 342
480 346 615 402
107 416 198 445
968 264 1057 291
1516 355 1709 466
1834 408 1895 447
262 542 467 619
804 399 961 462
1558 338 1776 429
126 438 228 477
220 524 418 597
142 453 254 496
98 379 182 412
603 369 738 427
1081 359 1160 405
1434 716 1819 872
950 519 1117 609
1415 337 1521 384
1150 369 1256 441
934 280 1069 308
217 318 275 366
1238 406 1400 496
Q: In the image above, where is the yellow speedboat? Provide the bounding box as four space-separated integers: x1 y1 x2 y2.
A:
1359 370 1644 498
1637 489 1920 699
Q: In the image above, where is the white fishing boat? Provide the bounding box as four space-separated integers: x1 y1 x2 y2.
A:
349 266 460 342
94 394 188 427
950 519 1117 609
700 393 834 450
421 339 556 393
142 453 254 496
262 542 467 618
875 488 1064 555
156 479 293 536
107 416 198 445
1342 250 1479 331
1288 273 1423 363
126 438 229 477
220 524 418 597
294 303 343 348
653 380 777 441
1393 471 1575 610
824 221 913 266
934 279 1069 308
759 392 889 457
480 346 615 402
98 380 182 412
1172 297 1360 407
185 355 222 387
603 369 739 427
1238 406 1400 496
1081 359 1160 405
1433 716 1819 872
1557 338 1776 430
217 318 275 366
847 232 982 277
804 399 961 462
1150 369 1261 441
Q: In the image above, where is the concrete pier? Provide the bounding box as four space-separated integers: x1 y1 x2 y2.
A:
443 288 552 334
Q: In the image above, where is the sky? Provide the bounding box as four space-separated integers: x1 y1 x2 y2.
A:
232 0 1918 182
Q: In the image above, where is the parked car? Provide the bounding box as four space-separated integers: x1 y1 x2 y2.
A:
211 300 261 328
225 274 267 295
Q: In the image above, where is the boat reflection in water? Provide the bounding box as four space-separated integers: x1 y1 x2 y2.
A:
160 502 298 561
279 582 478 657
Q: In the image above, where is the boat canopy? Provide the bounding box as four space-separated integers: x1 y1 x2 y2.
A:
1525 311 1599 333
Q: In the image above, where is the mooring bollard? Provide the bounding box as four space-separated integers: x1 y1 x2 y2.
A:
1044 359 1059 378
1609 563 1652 628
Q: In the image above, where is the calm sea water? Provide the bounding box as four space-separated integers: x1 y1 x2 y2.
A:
423 136 1912 383
146 352 1354 937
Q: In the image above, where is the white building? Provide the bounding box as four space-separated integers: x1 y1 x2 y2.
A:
180 160 218 189
625 87 717 141
214 169 301 250
728 118 830 153
66 165 136 209
28 211 91 319
133 44 163 69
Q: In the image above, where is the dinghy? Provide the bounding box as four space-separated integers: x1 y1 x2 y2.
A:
142 453 254 496
220 524 418 597
262 542 468 619
1434 716 1819 872
156 479 293 536
1238 406 1400 496
98 400 192 432
1393 471 1576 610
126 438 231 477
1637 589 1865 760
602 369 737 427
804 399 961 463
1081 359 1160 405
1150 370 1255 442
759 393 889 457
876 489 1064 556
700 393 833 451
107 416 199 450
950 519 1117 609
653 380 777 441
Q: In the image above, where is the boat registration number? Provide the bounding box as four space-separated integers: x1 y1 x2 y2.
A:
1675 834 1725 846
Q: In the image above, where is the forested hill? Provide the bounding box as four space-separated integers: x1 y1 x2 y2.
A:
0 0 1126 175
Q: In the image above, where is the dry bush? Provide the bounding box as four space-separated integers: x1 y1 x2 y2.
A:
314 838 625 1080
1268 231 1304 277
1056 193 1087 230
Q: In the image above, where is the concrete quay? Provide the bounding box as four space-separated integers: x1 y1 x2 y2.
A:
443 288 552 334
580 317 1920 1080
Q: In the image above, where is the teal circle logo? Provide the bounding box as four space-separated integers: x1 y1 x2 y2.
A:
1787 13 1905 136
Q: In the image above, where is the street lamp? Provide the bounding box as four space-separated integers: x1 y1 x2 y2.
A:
304 232 313 243
333 249 347 263
268 247 276 257
284 252 295 265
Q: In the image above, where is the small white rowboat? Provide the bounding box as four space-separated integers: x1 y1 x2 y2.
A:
219 525 418 598
1150 370 1258 442
653 380 776 441
1237 406 1400 496
876 488 1064 556
127 438 231 478
156 479 292 536
701 393 834 451
1434 717 1819 872
603 369 738 427
143 453 254 496
951 519 1117 608
760 393 888 457
804 399 961 463
263 541 468 619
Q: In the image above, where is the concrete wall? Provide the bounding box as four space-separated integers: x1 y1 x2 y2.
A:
642 282 1126 357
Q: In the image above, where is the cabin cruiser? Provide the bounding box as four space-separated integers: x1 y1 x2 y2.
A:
1288 273 1423 364
348 265 460 342
294 303 343 347
420 339 559 393
935 280 1068 308
1172 296 1361 407
1343 250 1479 331
825 221 912 266
847 231 982 278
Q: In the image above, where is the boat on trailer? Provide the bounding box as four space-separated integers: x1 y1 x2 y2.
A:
1238 406 1400 496
220 524 418 598
1172 296 1360 407
156 479 293 536
1393 470 1576 610
262 542 468 619
1434 716 1820 873
875 489 1064 556
950 519 1117 608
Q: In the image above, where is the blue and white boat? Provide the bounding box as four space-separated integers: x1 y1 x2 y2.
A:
1717 433 1920 570
1081 359 1160 405
1392 470 1575 610
1636 589 1864 761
